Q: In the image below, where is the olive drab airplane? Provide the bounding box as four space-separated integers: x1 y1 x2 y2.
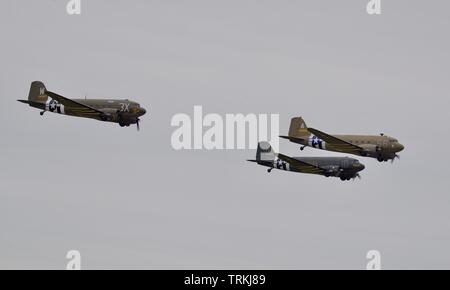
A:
248 142 365 181
18 81 147 130
280 117 404 162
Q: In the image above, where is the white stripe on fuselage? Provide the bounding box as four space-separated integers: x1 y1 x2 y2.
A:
45 98 65 114
308 134 326 150
274 157 290 171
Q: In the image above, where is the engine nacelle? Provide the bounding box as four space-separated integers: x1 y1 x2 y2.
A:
99 108 119 122
359 144 380 157
323 165 340 177
121 114 138 125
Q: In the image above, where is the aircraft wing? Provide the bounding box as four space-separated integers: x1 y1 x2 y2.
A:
277 154 326 175
17 99 46 109
46 90 105 119
307 127 363 155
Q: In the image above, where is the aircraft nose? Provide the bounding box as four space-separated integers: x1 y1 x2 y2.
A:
353 162 365 171
396 143 404 152
139 107 147 116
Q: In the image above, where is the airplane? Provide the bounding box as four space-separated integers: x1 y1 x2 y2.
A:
18 81 147 130
248 141 365 181
279 117 404 162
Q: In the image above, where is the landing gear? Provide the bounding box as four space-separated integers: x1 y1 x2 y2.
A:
118 112 126 127
40 111 45 116
377 156 384 162
119 118 128 127
267 168 273 173
300 145 306 151
377 159 390 162
119 121 131 128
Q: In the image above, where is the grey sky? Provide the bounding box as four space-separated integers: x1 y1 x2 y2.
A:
1 0 450 269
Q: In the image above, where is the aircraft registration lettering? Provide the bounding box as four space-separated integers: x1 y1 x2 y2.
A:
119 102 130 112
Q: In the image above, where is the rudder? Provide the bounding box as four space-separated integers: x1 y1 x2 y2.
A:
256 141 277 161
288 117 308 137
28 81 48 103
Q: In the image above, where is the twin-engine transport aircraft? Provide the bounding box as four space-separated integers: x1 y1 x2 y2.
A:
280 117 404 162
18 81 147 130
248 142 365 181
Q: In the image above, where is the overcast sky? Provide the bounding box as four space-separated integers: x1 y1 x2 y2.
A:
1 0 450 269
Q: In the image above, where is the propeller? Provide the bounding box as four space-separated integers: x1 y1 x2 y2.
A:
136 118 140 131
391 154 400 164
353 173 362 180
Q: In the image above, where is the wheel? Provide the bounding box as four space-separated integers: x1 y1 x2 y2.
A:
340 177 346 181
377 156 383 162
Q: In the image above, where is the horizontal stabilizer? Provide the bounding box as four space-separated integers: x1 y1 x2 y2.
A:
247 159 274 167
279 135 307 144
17 99 45 109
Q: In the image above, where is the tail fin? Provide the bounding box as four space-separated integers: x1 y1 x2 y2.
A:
256 141 277 161
28 81 48 103
288 117 308 137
